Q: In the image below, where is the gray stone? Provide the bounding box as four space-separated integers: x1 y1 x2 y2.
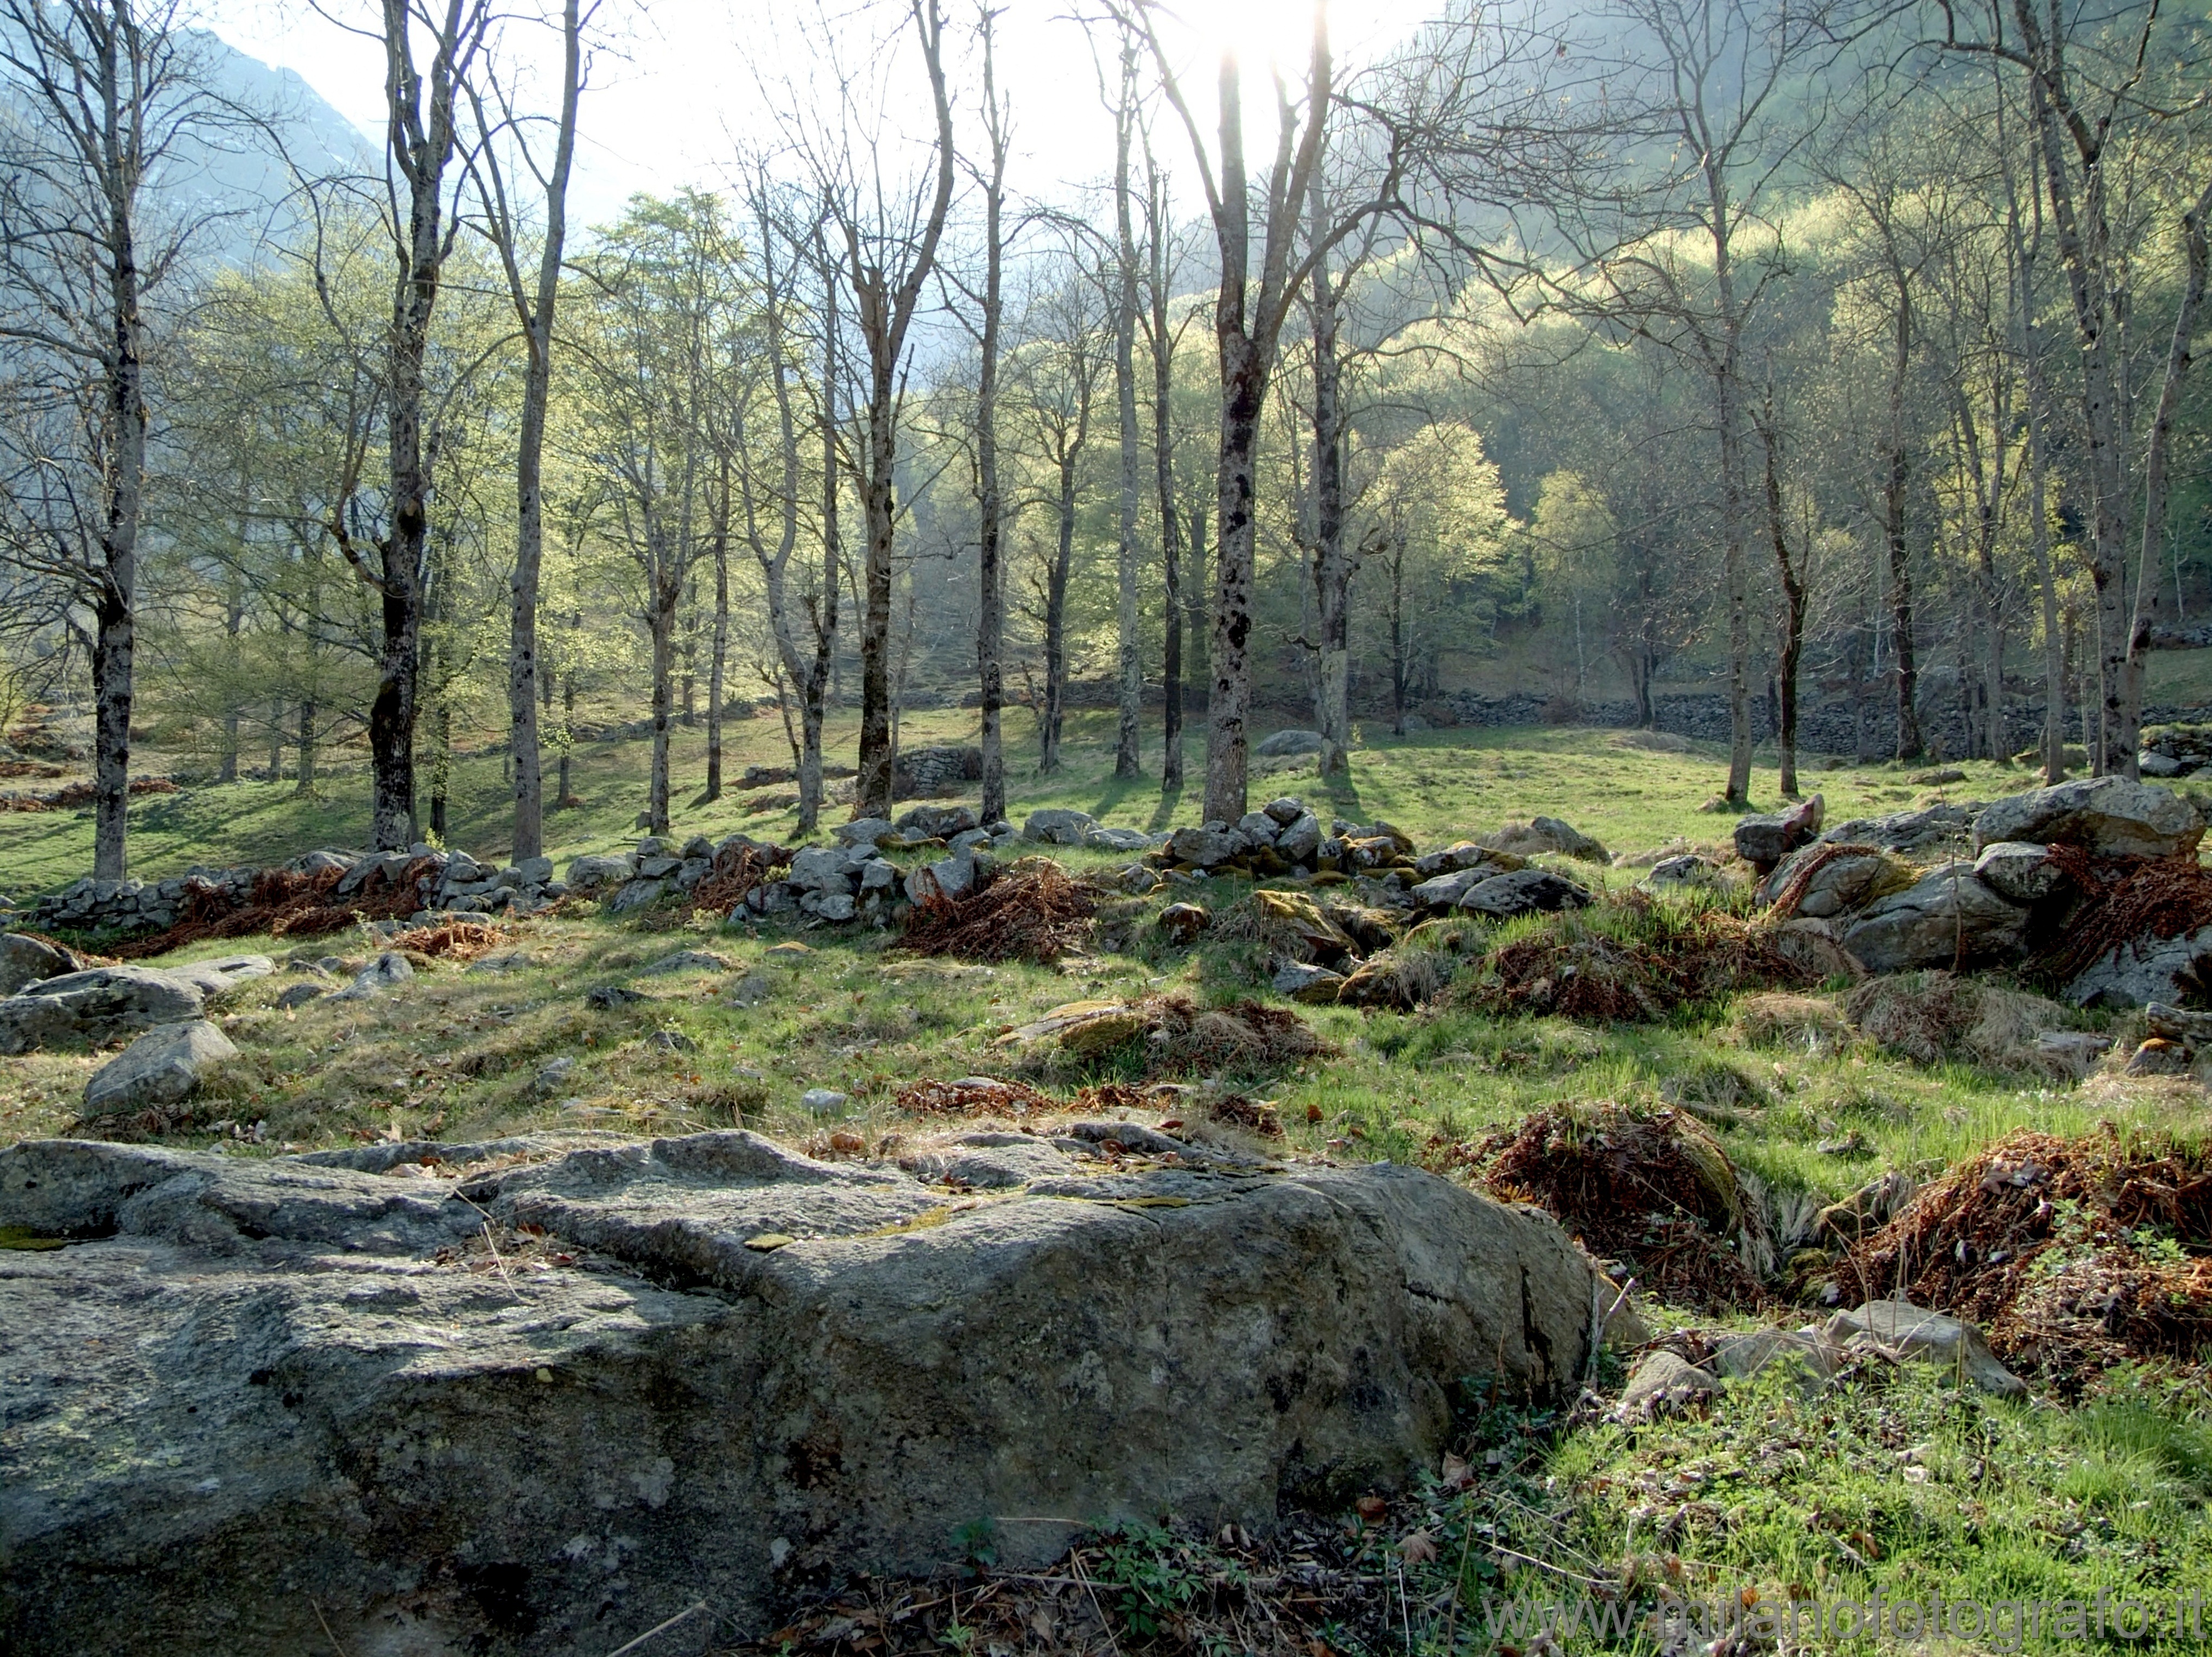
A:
1084 825 1155 852
1757 845 1899 919
1263 796 1307 826
587 984 645 1010
904 848 986 907
1456 868 1592 919
649 1030 698 1054
1707 1327 1842 1391
333 951 414 1003
565 853 636 894
893 804 978 839
635 836 669 858
1273 813 1323 863
274 983 325 1011
1408 868 1498 910
788 845 860 892
2034 1030 2114 1077
2141 751 2184 778
1821 803 1975 855
859 858 899 892
1023 807 1098 845
1974 776 2203 860
800 1087 851 1118
1734 794 1824 872
1482 815 1610 864
1253 728 1327 758
0 966 209 1055
1841 865 2026 974
1617 1351 1719 1421
165 956 274 999
606 876 675 914
82 1020 238 1115
635 856 682 880
1236 811 1280 845
0 933 76 997
1973 841 2071 906
835 818 898 849
1822 1299 2026 1395
1641 853 1723 892
802 891 858 922
1413 840 1501 878
2066 925 2212 1009
1272 960 1347 1003
516 856 556 886
0 1131 1603 1655
1166 824 1241 868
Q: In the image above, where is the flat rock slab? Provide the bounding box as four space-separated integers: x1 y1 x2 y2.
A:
0 1130 1602 1657
0 956 269 1054
81 1018 238 1114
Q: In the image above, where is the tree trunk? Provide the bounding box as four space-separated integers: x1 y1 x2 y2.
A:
648 583 675 835
1207 333 1263 821
1148 155 1184 795
1308 174 1353 779
1760 414 1804 798
558 672 575 807
92 592 132 880
1111 50 1143 781
1042 466 1077 774
706 526 728 800
2120 182 2212 779
975 20 1009 826
295 699 317 795
1883 309 1921 764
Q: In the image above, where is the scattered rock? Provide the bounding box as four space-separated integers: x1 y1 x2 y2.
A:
1272 961 1348 1003
1822 1299 2026 1396
1973 776 2204 861
2033 1030 2114 1077
1617 1351 1719 1421
1456 868 1592 919
0 933 76 997
534 1057 580 1095
1641 853 1723 893
1165 824 1241 869
1908 767 1967 787
1253 729 1327 758
332 951 413 1002
800 1087 851 1118
650 1030 698 1054
1156 903 1210 944
80 1020 238 1116
1733 794 1824 873
1481 815 1609 864
1023 808 1098 845
274 983 325 1011
586 984 645 1010
564 852 636 894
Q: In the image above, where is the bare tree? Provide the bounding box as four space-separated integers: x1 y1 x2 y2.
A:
0 0 236 877
468 0 592 862
795 0 956 819
327 0 489 850
1106 31 1145 780
1140 137 1197 793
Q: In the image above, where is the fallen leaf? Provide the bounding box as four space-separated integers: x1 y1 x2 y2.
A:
1441 1452 1473 1489
744 1232 798 1251
1355 1495 1387 1521
1306 1103 1324 1123
1399 1529 1439 1566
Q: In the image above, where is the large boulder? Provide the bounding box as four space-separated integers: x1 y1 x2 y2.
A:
1973 776 2204 861
0 1131 1606 1656
1839 864 2026 974
1253 728 1328 758
0 933 77 997
1820 802 1975 856
1756 844 1909 920
1166 824 1241 869
0 962 250 1055
1456 868 1592 920
81 1020 238 1116
563 852 635 894
1481 817 1609 864
1023 807 1098 846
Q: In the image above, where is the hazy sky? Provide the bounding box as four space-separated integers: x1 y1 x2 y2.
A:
216 0 1435 231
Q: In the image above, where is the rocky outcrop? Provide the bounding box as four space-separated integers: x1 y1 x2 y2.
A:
0 957 270 1055
0 933 77 996
0 1129 1606 1657
1973 776 2204 861
1734 795 1823 872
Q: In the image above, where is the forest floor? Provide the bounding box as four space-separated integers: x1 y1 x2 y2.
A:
8 717 2212 1653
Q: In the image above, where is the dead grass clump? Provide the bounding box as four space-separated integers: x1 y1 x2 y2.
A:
893 1076 1055 1116
1142 995 1331 1078
898 858 1100 965
386 918 512 962
1075 1080 1152 1113
1206 1093 1285 1137
1845 971 2077 1072
1451 1102 1772 1312
688 842 788 916
1459 894 1821 1024
1844 1127 2212 1386
1729 991 1852 1054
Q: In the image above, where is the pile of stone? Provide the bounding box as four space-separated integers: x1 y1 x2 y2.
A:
1734 776 2209 1006
2140 723 2212 779
11 844 573 939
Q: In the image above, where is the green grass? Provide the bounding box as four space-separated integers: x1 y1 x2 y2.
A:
0 706 2032 896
